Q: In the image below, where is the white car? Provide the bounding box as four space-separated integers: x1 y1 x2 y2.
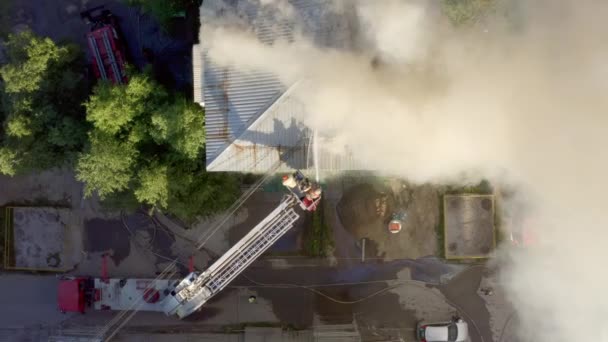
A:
416 319 469 342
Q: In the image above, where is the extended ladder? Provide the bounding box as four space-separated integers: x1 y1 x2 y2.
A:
87 28 123 84
162 196 300 318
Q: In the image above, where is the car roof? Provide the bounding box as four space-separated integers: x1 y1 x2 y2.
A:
425 326 449 341
424 321 469 342
455 322 469 341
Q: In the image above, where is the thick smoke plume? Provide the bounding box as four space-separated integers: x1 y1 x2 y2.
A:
201 0 608 340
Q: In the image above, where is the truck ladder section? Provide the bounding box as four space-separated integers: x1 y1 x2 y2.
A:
101 30 123 84
87 28 123 84
87 36 107 81
163 197 300 318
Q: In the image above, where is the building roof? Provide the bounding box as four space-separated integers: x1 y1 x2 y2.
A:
198 0 360 173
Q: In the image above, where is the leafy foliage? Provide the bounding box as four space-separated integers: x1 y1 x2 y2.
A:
77 72 239 222
166 158 240 220
150 96 205 159
0 147 18 176
85 75 166 134
304 201 334 258
0 30 87 175
76 132 138 198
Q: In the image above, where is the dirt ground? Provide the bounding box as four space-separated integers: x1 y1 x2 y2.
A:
337 179 440 260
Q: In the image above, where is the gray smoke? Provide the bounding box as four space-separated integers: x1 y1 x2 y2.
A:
201 0 608 340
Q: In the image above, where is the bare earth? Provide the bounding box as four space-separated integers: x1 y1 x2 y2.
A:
337 181 440 260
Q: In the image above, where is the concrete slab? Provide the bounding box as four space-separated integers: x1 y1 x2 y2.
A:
10 207 80 271
444 195 495 259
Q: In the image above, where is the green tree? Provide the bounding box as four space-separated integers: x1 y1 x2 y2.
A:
76 132 138 198
78 71 239 222
150 96 205 159
134 162 169 208
0 30 87 174
85 74 166 134
0 147 18 176
166 157 239 220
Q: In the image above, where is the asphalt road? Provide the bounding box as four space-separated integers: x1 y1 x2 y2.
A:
439 266 494 342
0 274 74 329
0 260 494 342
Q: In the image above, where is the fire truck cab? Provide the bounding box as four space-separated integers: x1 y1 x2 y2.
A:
57 277 94 314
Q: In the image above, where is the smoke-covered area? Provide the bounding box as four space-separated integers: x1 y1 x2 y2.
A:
200 0 608 340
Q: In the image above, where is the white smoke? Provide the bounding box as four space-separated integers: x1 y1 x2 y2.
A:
201 0 608 340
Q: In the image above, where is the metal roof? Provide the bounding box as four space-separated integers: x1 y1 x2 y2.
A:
200 0 359 172
192 44 204 106
206 83 362 173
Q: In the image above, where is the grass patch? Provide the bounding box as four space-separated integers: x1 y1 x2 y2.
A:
494 224 507 246
445 179 493 195
435 197 446 259
493 194 506 247
0 0 13 39
441 0 496 26
304 200 334 258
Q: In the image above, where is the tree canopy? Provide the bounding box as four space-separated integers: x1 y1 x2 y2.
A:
77 71 239 222
0 30 87 175
0 31 236 222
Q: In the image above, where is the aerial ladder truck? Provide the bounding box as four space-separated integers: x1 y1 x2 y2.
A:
57 171 322 319
162 170 321 318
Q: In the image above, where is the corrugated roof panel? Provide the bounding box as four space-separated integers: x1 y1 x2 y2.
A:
202 58 285 159
201 0 358 172
207 83 363 172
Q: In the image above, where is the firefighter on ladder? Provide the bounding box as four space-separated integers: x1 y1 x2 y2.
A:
282 171 322 210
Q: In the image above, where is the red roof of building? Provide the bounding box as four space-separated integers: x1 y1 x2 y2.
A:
58 279 85 313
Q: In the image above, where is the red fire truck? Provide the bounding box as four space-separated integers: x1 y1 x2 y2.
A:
81 6 128 84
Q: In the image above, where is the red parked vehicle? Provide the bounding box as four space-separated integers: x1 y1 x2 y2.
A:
57 277 94 314
81 6 128 84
